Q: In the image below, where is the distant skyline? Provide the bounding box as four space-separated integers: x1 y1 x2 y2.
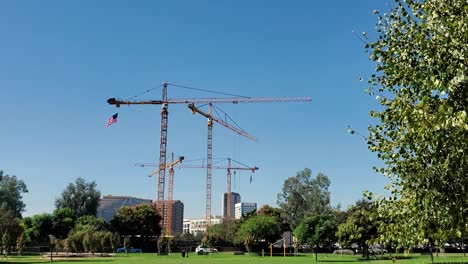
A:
1 0 391 219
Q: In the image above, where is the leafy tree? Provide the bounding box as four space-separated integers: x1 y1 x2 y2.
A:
23 213 54 244
257 205 290 232
123 236 131 255
277 168 331 229
235 215 280 252
55 178 101 218
110 232 120 253
110 204 162 239
336 200 378 259
202 229 219 248
0 171 28 217
205 219 240 245
16 232 25 256
294 214 337 262
52 208 76 239
362 0 468 254
0 208 23 252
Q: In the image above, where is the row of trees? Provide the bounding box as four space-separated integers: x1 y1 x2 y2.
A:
0 175 164 255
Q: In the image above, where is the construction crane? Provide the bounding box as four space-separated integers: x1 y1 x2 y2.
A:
107 82 311 227
188 103 257 223
136 158 258 220
146 153 183 235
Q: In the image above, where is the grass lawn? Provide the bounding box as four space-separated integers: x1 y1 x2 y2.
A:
0 253 467 264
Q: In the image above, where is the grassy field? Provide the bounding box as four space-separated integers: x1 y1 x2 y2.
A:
0 253 467 264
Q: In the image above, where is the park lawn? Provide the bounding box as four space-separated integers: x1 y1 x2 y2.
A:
0 253 467 264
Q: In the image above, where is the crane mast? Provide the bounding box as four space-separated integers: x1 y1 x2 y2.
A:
188 103 256 223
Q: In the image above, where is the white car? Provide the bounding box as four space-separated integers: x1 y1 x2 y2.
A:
196 245 218 253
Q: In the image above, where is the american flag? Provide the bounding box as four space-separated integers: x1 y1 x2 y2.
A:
106 113 118 127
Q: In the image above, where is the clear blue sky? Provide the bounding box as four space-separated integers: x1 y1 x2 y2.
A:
0 0 392 219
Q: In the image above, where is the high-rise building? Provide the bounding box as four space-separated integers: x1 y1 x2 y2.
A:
97 195 152 222
234 202 257 219
222 192 241 219
156 200 185 235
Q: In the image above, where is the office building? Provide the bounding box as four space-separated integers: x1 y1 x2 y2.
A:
222 192 241 219
97 195 152 222
234 202 257 219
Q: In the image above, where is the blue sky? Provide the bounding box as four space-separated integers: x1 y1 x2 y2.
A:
1 0 391 219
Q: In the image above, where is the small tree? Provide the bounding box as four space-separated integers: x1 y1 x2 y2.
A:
48 235 56 262
294 214 337 262
110 233 120 254
16 232 25 256
123 236 130 255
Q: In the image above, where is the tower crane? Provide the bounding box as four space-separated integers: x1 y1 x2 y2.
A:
146 153 183 235
107 82 311 228
136 158 258 220
188 103 256 223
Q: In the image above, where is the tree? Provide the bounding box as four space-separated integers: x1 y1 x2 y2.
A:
16 232 25 256
23 213 54 244
235 215 280 252
0 208 23 253
277 168 331 229
0 171 28 217
336 200 379 259
55 178 101 218
51 208 76 239
294 214 337 262
257 205 290 232
362 0 468 257
205 219 240 245
110 204 162 239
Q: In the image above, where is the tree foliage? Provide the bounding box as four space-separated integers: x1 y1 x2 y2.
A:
294 214 337 261
0 171 28 217
235 215 280 252
364 0 468 248
336 200 379 257
0 208 23 253
55 178 101 218
277 168 331 229
110 203 161 238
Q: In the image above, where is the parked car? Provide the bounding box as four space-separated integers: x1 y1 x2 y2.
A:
195 245 218 253
116 247 142 253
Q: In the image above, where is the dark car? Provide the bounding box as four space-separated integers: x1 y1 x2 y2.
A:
116 247 142 253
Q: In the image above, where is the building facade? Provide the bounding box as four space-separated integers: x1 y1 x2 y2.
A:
222 192 241 219
97 195 152 222
234 202 257 219
156 200 185 235
187 216 223 235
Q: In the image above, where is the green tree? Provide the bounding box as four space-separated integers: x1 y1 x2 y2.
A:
55 178 101 218
294 214 337 262
52 208 76 239
16 232 25 256
110 204 162 240
123 236 130 255
336 200 378 259
235 215 280 252
257 205 290 232
205 219 240 245
363 0 468 253
110 233 120 253
277 169 331 229
0 208 23 252
23 213 54 244
0 171 28 217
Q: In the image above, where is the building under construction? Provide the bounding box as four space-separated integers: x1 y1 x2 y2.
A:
156 200 184 235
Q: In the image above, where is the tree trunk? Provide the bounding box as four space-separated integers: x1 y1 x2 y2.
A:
315 245 318 262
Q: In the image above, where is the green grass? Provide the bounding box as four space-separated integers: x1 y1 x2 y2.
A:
0 253 467 264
